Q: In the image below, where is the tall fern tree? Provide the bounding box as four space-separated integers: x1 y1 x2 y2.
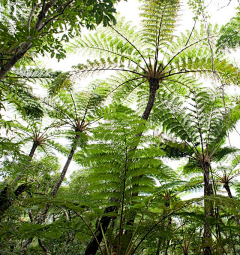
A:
43 81 109 196
153 88 238 255
68 2 240 252
19 82 110 252
70 0 238 124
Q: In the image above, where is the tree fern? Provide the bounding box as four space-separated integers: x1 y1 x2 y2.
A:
153 86 240 254
69 0 239 126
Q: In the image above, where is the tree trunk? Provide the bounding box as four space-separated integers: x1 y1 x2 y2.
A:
223 182 232 198
29 141 39 159
0 42 32 81
156 238 161 255
51 134 79 196
23 134 79 251
124 79 160 240
85 202 118 255
141 78 159 121
202 161 213 255
38 133 80 223
35 144 77 222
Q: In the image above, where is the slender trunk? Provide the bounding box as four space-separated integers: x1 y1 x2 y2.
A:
0 42 32 81
38 133 80 223
123 80 160 247
24 134 79 252
202 161 213 255
165 240 170 255
141 78 159 121
223 182 232 198
29 141 39 159
33 144 77 223
223 182 239 225
51 134 79 196
38 238 49 254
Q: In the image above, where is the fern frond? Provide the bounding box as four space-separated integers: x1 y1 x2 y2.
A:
140 0 180 51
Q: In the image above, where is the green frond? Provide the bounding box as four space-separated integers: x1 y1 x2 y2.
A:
78 105 177 219
72 56 127 79
1 78 44 119
170 34 239 84
212 147 239 162
70 17 144 73
140 0 180 51
217 7 240 51
153 87 230 161
7 67 60 82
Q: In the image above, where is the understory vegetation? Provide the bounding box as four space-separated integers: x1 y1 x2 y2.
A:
1 0 240 254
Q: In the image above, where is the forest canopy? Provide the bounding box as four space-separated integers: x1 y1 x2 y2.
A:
0 0 240 255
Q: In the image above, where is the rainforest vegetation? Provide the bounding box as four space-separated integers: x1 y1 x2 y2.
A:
1 0 240 254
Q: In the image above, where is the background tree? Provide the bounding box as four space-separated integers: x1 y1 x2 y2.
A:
217 7 240 51
153 87 239 254
0 0 120 81
0 115 64 217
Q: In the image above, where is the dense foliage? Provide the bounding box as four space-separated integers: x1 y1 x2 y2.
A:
1 0 240 254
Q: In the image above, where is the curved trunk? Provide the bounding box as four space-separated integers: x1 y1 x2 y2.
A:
23 133 80 251
29 141 39 159
202 161 213 255
124 79 160 243
223 182 232 198
41 133 80 221
0 42 32 81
